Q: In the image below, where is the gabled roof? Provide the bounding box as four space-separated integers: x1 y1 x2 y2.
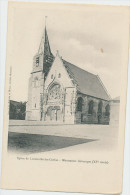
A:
62 59 110 101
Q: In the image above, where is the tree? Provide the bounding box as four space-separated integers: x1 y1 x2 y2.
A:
9 101 26 120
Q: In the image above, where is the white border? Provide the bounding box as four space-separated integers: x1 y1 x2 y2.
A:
0 1 130 195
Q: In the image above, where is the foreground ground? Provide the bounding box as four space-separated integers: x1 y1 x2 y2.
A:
8 120 119 154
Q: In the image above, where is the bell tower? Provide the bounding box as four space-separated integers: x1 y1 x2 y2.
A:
26 19 54 121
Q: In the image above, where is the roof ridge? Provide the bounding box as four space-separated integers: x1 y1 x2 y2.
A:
61 58 110 101
62 59 96 77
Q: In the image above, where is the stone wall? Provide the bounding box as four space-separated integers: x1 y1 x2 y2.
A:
26 71 44 121
109 98 120 125
75 93 110 124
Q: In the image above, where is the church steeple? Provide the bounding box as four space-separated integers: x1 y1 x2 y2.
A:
42 25 54 79
38 19 52 55
33 18 54 78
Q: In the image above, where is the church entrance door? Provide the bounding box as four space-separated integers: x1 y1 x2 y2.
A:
47 106 61 122
52 106 61 121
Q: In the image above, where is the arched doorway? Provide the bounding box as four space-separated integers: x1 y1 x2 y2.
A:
46 106 61 121
45 83 62 122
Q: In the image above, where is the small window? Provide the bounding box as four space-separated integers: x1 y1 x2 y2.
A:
36 57 39 66
35 103 36 108
58 73 61 78
51 74 53 79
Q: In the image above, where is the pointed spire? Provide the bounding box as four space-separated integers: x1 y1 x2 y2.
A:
45 16 47 27
38 16 52 55
44 25 52 56
37 18 54 78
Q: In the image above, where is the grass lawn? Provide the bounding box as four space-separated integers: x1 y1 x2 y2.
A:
8 132 96 154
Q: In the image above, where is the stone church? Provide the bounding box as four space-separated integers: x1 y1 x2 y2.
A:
26 24 111 124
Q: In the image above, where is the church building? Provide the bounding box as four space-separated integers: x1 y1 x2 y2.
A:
26 24 111 124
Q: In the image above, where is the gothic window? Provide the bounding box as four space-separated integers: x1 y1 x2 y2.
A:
98 101 103 113
77 97 83 112
88 100 94 114
51 74 53 79
58 73 61 78
48 84 61 100
105 104 110 116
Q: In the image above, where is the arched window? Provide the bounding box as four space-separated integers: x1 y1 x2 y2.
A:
105 104 110 116
48 84 61 100
77 97 83 112
98 101 103 113
88 100 94 114
58 73 61 78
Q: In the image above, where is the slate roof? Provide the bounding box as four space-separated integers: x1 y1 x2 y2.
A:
62 59 110 101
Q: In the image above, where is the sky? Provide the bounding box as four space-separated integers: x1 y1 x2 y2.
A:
7 2 129 102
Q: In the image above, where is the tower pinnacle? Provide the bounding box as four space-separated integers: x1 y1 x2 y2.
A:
45 16 47 27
